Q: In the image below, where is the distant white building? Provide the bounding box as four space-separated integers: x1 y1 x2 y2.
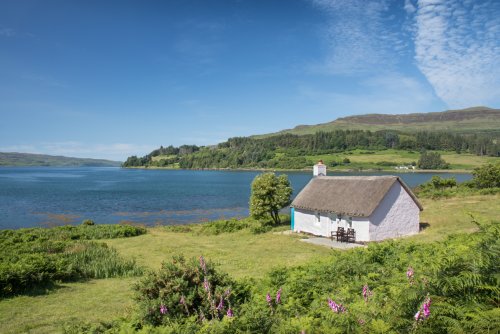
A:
290 162 423 242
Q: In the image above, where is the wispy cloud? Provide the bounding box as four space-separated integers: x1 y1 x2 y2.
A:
410 0 500 108
0 142 156 161
310 0 406 75
297 73 441 115
0 27 16 37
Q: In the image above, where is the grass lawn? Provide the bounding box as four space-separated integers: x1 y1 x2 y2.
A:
0 193 498 333
415 193 500 242
0 278 136 334
104 227 331 278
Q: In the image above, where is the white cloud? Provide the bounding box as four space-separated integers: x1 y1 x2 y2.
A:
310 0 406 75
411 0 500 108
0 142 156 161
404 0 417 14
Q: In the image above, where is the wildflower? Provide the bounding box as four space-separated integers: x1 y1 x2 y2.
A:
415 296 431 321
358 319 366 325
217 296 224 311
301 330 306 334
226 308 234 317
224 288 231 297
423 297 431 318
203 277 210 292
406 266 414 279
180 295 186 305
276 287 282 304
160 304 168 315
327 298 346 313
362 284 372 302
266 292 272 306
199 256 207 273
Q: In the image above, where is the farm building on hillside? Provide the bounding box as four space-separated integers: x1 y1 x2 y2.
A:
290 162 423 242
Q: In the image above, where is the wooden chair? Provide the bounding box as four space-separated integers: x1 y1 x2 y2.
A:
335 227 344 242
346 228 356 243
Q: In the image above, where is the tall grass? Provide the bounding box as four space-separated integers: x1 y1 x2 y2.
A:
0 225 145 297
64 242 143 279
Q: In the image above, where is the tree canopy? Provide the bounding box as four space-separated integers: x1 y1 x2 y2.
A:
249 173 292 225
472 162 500 188
417 151 450 169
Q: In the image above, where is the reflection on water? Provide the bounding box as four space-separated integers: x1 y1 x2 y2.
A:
0 167 472 229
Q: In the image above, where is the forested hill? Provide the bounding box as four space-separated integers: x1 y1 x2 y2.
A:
256 106 500 137
0 152 122 167
124 128 499 171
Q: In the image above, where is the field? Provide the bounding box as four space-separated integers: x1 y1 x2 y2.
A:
306 149 498 171
145 149 498 172
0 194 498 333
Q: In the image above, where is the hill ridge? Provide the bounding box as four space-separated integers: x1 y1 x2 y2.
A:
0 152 122 167
257 106 500 137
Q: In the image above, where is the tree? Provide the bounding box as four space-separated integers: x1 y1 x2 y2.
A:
417 151 450 169
472 162 500 188
249 173 292 225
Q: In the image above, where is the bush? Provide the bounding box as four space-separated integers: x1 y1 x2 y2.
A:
133 255 247 326
472 162 500 188
82 219 95 226
417 151 450 169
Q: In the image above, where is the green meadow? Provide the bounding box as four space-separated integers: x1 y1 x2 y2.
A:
306 149 498 171
0 193 498 333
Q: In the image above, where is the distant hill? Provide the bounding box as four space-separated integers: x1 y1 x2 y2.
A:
255 106 500 138
0 152 122 167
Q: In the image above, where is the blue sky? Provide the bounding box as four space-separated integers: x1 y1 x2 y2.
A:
1 0 499 161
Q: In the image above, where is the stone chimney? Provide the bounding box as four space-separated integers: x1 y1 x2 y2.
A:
313 160 327 177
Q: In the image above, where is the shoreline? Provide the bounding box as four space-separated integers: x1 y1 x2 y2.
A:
124 166 473 174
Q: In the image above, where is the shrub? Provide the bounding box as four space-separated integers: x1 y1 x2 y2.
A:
417 151 450 169
472 162 500 188
133 255 247 326
82 219 95 226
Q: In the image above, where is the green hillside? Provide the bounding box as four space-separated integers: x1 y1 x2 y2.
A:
255 106 500 138
0 152 122 167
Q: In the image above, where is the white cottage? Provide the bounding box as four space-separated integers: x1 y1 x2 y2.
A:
290 165 423 242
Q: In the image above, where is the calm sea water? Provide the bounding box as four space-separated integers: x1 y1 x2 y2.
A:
0 167 472 229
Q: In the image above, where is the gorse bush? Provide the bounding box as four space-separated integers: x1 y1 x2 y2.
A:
0 225 145 297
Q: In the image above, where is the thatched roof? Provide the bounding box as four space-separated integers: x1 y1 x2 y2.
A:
291 176 423 217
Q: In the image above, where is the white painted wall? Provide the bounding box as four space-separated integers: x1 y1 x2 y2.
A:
293 209 334 237
351 217 370 242
368 182 420 241
294 209 371 241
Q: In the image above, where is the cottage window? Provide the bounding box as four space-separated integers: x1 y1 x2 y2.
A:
315 212 320 223
347 216 353 228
